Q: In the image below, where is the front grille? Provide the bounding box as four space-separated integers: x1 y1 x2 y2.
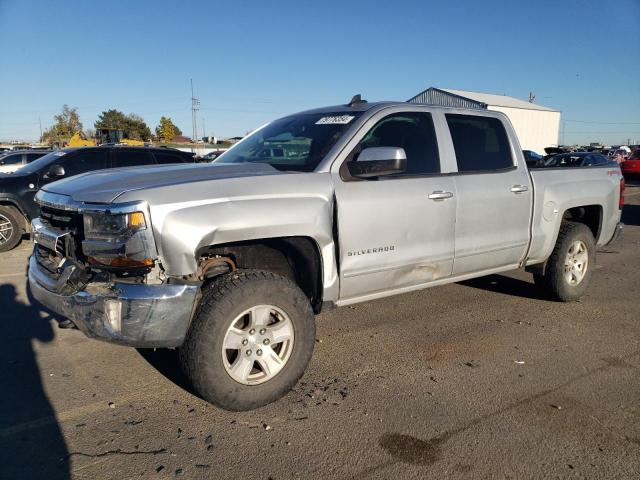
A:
38 206 84 260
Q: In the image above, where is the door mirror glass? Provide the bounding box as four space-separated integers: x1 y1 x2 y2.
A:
347 147 407 178
45 164 65 179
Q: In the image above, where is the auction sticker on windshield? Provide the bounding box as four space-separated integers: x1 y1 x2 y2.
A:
315 115 355 125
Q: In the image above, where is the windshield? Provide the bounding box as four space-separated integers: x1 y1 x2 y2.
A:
213 111 362 172
18 150 68 174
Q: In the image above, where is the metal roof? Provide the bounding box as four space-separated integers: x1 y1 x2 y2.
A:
408 87 559 112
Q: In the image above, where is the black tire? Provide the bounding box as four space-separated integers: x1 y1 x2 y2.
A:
0 205 23 252
179 270 316 411
533 222 595 302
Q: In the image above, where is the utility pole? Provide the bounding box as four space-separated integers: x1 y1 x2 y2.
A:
190 79 199 143
528 91 536 103
38 116 43 143
202 117 206 142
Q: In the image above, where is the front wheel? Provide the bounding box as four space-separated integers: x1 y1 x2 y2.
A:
179 270 316 411
534 222 595 301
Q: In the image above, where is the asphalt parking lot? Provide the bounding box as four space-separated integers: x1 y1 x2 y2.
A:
1 187 639 480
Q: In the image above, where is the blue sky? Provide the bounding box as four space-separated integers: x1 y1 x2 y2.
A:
0 0 638 146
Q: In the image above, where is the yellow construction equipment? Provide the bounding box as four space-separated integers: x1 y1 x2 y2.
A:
66 129 145 147
68 132 96 147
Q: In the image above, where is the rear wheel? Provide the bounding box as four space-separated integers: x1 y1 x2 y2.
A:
179 270 315 411
533 222 595 301
0 206 23 252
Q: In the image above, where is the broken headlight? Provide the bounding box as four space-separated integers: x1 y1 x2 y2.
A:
82 211 157 268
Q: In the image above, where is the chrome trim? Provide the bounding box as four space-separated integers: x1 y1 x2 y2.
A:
32 218 69 255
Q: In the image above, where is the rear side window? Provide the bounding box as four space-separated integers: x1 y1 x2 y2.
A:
112 150 156 168
154 151 189 164
60 150 108 177
0 153 24 165
446 114 513 172
356 112 440 175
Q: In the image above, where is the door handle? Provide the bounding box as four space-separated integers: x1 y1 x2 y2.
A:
428 190 454 200
510 185 529 194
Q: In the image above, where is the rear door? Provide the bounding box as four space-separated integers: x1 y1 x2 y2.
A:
332 108 457 301
444 113 532 275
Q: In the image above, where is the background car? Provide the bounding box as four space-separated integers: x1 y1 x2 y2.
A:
611 148 630 163
543 152 614 168
199 150 228 161
0 146 196 251
523 150 544 168
0 150 51 173
621 150 640 178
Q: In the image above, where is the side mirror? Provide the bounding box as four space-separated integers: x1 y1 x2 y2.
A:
45 164 65 179
347 147 407 179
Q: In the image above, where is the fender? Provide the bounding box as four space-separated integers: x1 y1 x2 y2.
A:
526 167 620 266
118 172 341 304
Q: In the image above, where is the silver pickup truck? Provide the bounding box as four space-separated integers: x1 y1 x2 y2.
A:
28 98 625 411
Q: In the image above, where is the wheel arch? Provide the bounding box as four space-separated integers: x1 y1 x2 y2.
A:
0 198 28 231
195 236 326 314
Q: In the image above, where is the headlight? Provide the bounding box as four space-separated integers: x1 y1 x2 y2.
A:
81 211 156 268
83 212 146 239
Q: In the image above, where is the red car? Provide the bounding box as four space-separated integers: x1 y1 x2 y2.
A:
621 150 640 177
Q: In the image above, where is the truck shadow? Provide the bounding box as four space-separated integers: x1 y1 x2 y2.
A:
459 274 544 300
0 283 70 480
136 348 194 393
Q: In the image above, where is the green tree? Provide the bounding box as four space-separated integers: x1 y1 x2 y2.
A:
94 109 151 141
124 113 152 140
155 116 181 142
42 105 83 145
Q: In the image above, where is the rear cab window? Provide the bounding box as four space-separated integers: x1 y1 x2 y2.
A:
445 114 514 172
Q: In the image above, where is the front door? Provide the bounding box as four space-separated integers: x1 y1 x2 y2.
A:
333 110 457 301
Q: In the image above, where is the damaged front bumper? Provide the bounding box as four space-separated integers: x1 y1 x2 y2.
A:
28 254 200 348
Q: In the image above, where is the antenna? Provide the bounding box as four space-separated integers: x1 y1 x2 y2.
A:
191 79 200 143
348 94 367 107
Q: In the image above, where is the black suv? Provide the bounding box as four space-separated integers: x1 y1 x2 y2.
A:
0 146 195 251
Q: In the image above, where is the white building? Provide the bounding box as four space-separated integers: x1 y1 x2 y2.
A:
408 87 561 154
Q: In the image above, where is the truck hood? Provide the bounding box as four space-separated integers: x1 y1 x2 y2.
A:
41 162 281 203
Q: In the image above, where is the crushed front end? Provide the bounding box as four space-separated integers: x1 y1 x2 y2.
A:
27 191 199 347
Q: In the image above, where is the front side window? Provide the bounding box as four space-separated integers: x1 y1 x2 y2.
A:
214 111 363 172
26 153 46 162
0 153 23 165
446 114 514 172
60 150 108 177
352 112 440 175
